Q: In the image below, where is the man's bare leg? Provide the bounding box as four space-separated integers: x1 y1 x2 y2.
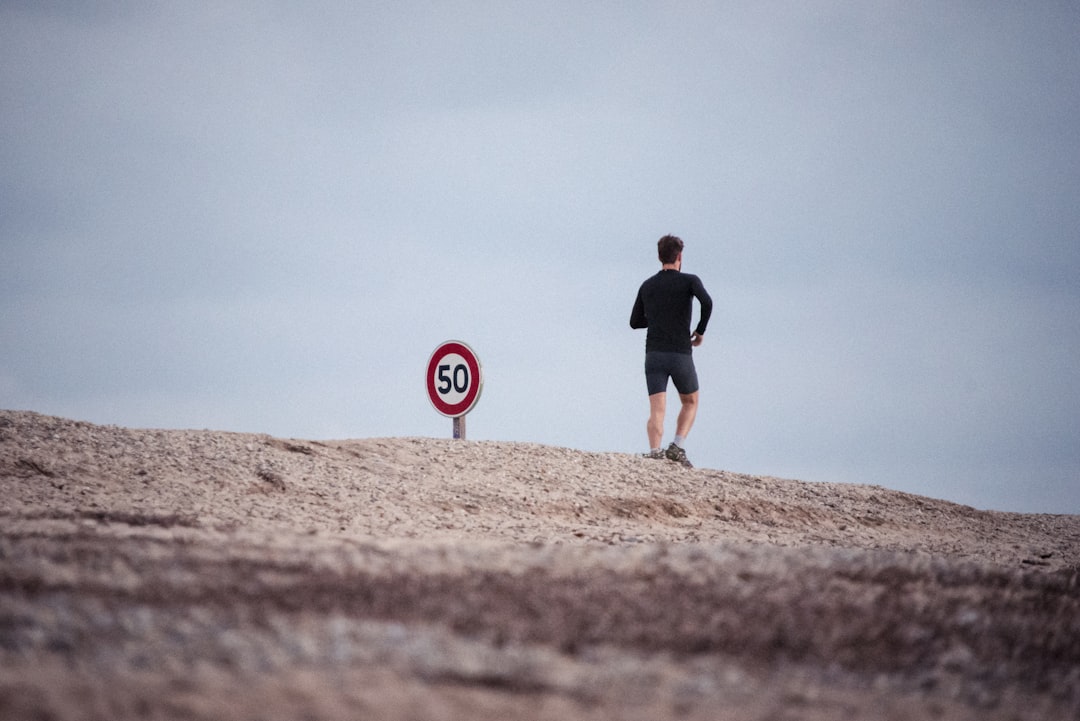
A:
674 391 699 440
647 392 666 450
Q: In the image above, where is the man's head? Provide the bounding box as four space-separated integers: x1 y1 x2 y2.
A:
658 234 684 265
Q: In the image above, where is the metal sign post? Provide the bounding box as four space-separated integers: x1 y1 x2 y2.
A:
426 340 483 440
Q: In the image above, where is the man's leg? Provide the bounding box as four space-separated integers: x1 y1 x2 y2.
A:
674 391 699 440
647 392 666 450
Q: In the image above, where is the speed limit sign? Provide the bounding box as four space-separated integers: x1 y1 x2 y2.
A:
426 340 483 421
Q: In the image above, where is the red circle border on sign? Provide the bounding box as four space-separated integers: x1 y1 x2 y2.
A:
426 341 482 417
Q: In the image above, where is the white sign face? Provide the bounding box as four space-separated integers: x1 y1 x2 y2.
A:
426 340 482 418
432 352 471 406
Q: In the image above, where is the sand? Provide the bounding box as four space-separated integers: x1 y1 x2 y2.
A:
1 409 1078 719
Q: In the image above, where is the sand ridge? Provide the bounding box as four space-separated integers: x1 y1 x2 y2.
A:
2 410 1078 720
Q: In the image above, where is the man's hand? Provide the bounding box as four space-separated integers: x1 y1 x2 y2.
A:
691 332 704 347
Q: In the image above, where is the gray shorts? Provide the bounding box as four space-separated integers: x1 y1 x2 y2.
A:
645 351 699 396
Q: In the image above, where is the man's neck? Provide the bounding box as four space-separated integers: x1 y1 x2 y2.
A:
661 263 680 271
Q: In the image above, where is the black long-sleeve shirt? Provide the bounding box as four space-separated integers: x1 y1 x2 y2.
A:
629 269 713 354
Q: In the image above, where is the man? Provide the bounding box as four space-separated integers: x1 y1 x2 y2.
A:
629 234 713 468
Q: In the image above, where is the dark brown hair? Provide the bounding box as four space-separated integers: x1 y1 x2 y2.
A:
657 234 684 264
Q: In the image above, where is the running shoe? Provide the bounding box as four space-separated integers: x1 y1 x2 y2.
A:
665 442 693 468
642 448 665 460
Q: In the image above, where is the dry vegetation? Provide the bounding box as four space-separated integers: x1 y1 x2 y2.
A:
2 409 1078 720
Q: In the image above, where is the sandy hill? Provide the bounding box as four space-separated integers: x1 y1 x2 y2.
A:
1 409 1078 720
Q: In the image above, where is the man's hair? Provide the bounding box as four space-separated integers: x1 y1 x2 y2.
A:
657 235 684 264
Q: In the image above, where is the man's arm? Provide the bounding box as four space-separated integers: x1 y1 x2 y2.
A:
692 276 713 336
629 288 648 329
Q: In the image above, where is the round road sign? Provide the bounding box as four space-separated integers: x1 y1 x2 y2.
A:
426 340 483 418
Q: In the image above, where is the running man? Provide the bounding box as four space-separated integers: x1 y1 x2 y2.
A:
629 235 713 467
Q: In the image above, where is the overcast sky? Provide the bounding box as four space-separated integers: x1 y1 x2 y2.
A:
3 2 1078 514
